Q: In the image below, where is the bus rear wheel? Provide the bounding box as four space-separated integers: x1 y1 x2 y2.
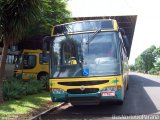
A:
37 73 49 90
37 73 48 80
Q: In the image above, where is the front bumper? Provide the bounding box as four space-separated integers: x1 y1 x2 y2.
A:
50 88 123 105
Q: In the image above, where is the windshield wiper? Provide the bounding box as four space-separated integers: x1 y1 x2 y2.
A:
87 29 101 44
85 29 101 55
63 31 69 38
62 25 72 39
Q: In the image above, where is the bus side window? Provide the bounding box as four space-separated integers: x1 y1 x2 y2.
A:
40 54 49 64
122 47 125 60
119 32 123 60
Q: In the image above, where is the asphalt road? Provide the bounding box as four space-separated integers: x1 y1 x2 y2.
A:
41 73 160 120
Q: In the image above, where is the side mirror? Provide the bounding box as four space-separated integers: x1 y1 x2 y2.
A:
42 36 51 57
123 35 129 48
119 28 125 36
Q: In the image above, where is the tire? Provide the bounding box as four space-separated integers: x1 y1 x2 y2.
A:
37 73 47 80
116 100 124 105
37 73 49 90
38 75 46 81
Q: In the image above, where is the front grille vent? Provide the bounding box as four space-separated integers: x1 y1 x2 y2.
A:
58 80 109 86
67 88 99 94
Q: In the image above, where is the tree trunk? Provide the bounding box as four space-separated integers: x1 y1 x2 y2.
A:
0 40 9 104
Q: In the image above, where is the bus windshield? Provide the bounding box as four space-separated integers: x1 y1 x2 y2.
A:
51 31 121 78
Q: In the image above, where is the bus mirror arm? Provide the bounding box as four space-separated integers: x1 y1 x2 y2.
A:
42 36 51 57
119 28 125 36
123 35 129 48
119 28 129 48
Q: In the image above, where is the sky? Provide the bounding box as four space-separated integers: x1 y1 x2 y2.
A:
67 0 160 64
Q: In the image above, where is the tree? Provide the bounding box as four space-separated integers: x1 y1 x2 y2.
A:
153 47 160 72
135 55 145 72
0 0 42 103
18 0 72 50
0 0 71 103
141 45 156 73
26 0 72 37
153 47 160 59
134 45 157 73
129 64 136 71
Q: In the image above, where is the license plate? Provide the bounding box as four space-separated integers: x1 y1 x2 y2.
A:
101 91 115 96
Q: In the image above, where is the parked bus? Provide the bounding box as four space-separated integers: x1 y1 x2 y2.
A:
14 49 49 80
47 19 129 105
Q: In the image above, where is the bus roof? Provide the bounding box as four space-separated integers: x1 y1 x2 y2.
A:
53 19 118 35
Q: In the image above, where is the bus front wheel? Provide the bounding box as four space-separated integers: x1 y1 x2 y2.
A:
116 100 124 105
37 73 48 81
37 72 49 90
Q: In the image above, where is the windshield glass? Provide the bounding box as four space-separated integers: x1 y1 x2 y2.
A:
51 32 121 78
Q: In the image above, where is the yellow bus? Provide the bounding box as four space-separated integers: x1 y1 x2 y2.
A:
47 19 129 105
14 49 49 80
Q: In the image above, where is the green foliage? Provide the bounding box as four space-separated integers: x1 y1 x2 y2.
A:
141 45 156 73
2 78 46 101
1 0 71 40
134 45 160 75
27 0 72 36
2 78 25 100
134 45 156 73
154 61 160 71
148 68 158 75
153 47 160 72
129 64 136 71
0 1 43 102
135 55 145 72
24 79 45 95
0 0 42 42
0 0 71 102
153 47 160 59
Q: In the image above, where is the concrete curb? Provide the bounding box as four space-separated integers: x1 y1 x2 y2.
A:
31 102 66 120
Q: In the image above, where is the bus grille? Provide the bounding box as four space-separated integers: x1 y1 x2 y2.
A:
69 96 100 105
58 80 109 86
67 88 99 94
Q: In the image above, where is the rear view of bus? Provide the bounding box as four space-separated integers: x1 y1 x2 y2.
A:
49 19 129 105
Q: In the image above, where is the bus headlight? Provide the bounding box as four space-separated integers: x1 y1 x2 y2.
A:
102 86 121 91
52 88 65 94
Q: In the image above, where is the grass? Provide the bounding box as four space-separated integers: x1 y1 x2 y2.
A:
0 91 60 120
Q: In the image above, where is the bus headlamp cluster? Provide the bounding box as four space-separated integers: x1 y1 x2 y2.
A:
52 88 65 94
102 86 121 91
